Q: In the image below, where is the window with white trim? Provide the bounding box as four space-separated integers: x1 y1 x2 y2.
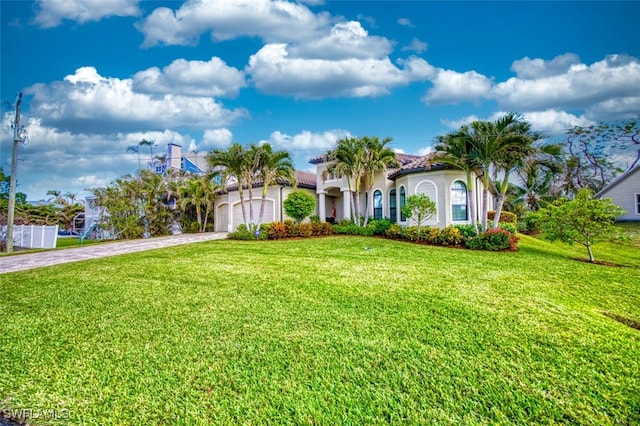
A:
373 190 383 220
400 186 407 221
451 181 468 221
389 189 397 223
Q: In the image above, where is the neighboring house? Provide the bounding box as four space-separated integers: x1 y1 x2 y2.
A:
214 171 317 232
148 143 209 175
595 164 640 222
311 153 490 229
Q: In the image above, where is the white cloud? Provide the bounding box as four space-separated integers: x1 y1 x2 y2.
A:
201 129 234 150
422 69 493 105
397 18 415 28
289 21 393 59
511 53 581 79
265 129 352 151
493 54 640 112
132 57 246 98
137 0 330 47
247 44 434 98
26 67 247 134
33 0 140 28
401 38 428 53
521 110 595 133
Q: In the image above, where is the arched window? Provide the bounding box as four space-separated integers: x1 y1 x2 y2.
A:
373 190 383 220
451 181 468 221
400 186 407 221
389 189 397 223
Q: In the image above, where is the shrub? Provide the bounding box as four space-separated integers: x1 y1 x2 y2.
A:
465 228 519 251
437 226 463 246
267 222 288 239
385 224 403 239
498 222 518 234
299 223 314 237
453 224 478 240
422 226 440 244
369 218 393 235
488 210 517 224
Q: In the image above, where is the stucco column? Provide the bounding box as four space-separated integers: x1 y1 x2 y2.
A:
342 189 351 221
318 192 326 222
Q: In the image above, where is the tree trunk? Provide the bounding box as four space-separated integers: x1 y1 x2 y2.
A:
468 187 478 235
481 187 488 232
493 193 505 229
586 243 595 263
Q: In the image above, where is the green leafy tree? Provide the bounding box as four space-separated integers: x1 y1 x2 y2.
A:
534 188 627 263
401 194 436 240
283 190 316 223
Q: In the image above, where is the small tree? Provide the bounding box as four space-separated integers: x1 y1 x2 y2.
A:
534 188 627 263
401 194 436 239
283 190 316 224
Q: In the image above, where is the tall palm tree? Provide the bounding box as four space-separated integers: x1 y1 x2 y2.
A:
489 113 541 229
323 137 366 225
361 136 398 226
254 143 296 229
434 128 479 234
207 143 251 228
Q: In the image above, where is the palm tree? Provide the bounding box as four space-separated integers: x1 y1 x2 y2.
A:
323 137 366 225
433 129 479 234
207 143 252 228
488 113 541 229
127 145 141 170
178 175 217 232
254 143 296 229
361 136 398 226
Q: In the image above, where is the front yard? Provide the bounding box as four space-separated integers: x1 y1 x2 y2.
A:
1 233 639 424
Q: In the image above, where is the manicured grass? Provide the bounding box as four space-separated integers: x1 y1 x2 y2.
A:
1 233 639 425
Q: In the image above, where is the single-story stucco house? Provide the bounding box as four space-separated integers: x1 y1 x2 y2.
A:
214 153 491 232
595 164 640 222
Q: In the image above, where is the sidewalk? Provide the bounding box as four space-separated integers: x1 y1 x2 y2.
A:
0 233 227 275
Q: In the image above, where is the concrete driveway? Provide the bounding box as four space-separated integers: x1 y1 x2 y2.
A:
0 232 227 275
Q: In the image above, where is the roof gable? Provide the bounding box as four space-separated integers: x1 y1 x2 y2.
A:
595 164 640 197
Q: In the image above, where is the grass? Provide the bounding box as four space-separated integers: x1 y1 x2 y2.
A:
1 230 639 425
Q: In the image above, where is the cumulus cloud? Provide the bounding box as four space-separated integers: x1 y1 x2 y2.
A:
137 0 330 47
422 69 494 105
511 53 581 79
201 128 234 150
25 67 247 134
247 44 434 98
493 54 640 111
132 57 246 98
265 129 352 151
289 21 393 59
401 38 428 53
33 0 140 28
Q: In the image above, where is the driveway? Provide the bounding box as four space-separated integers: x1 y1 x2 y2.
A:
0 233 227 275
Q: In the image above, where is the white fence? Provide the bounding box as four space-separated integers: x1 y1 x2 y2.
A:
1 225 59 249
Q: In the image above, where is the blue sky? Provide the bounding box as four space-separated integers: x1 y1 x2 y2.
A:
1 0 639 200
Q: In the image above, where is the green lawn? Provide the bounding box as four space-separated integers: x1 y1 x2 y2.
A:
1 233 639 425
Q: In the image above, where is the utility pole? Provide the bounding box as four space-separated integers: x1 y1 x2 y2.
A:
6 93 25 253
